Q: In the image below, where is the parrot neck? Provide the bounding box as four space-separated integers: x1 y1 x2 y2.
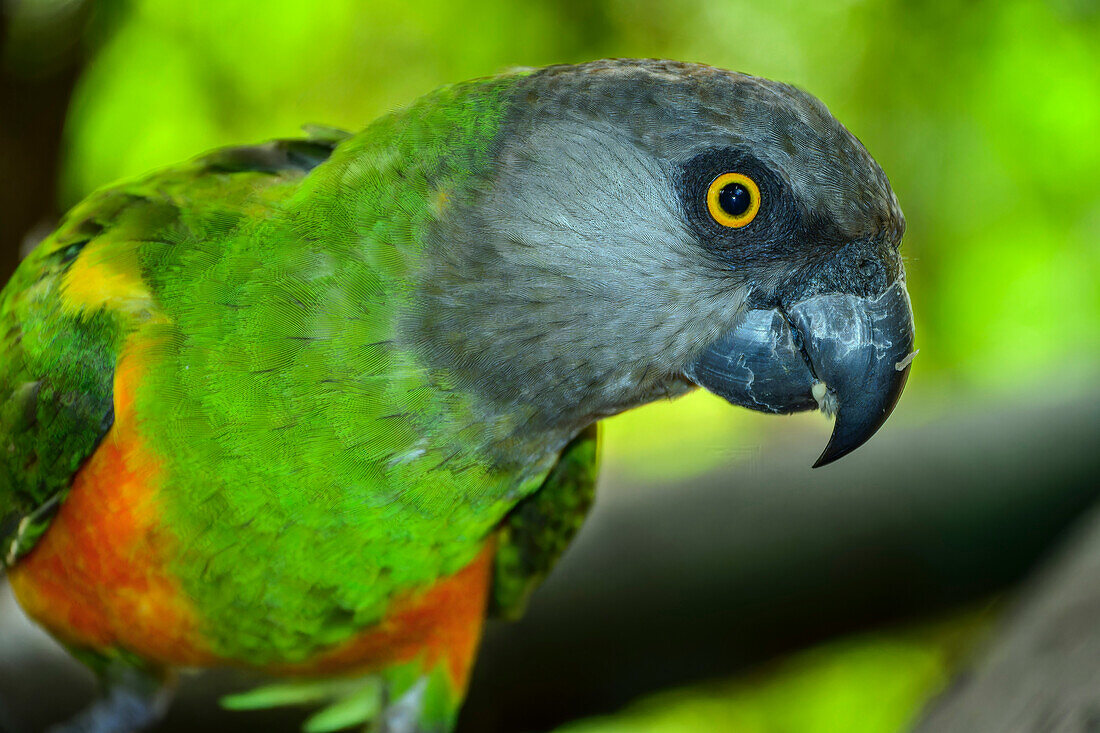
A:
295 70 730 473
399 254 704 464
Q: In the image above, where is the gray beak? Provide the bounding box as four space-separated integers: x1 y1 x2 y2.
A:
686 280 915 467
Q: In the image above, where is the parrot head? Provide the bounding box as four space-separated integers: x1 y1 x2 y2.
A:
411 59 914 467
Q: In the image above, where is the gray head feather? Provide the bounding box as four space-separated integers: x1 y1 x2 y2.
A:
406 59 904 457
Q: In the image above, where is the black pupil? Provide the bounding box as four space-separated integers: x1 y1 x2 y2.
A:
718 183 752 218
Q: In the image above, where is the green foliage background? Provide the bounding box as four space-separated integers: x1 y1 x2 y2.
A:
6 1 1098 730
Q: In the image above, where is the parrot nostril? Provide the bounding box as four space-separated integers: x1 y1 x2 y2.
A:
859 259 877 279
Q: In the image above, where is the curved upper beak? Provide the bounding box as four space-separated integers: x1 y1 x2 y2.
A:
686 279 915 467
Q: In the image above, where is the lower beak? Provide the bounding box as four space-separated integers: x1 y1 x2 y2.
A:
686 279 915 467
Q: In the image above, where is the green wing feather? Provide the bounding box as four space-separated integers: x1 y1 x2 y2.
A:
492 424 601 620
0 222 118 566
0 131 347 567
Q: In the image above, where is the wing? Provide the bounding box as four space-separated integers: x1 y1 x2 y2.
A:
0 218 118 566
0 131 349 567
491 423 601 620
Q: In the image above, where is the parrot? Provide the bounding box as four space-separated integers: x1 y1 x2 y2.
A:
0 59 914 733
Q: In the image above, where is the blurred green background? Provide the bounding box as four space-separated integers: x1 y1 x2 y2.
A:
0 1 1098 732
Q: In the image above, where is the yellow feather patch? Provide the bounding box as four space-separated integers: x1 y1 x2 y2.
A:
60 239 157 317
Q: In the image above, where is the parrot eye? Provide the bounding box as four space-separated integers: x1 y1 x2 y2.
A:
706 173 761 228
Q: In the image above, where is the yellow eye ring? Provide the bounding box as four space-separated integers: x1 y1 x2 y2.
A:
706 172 761 228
